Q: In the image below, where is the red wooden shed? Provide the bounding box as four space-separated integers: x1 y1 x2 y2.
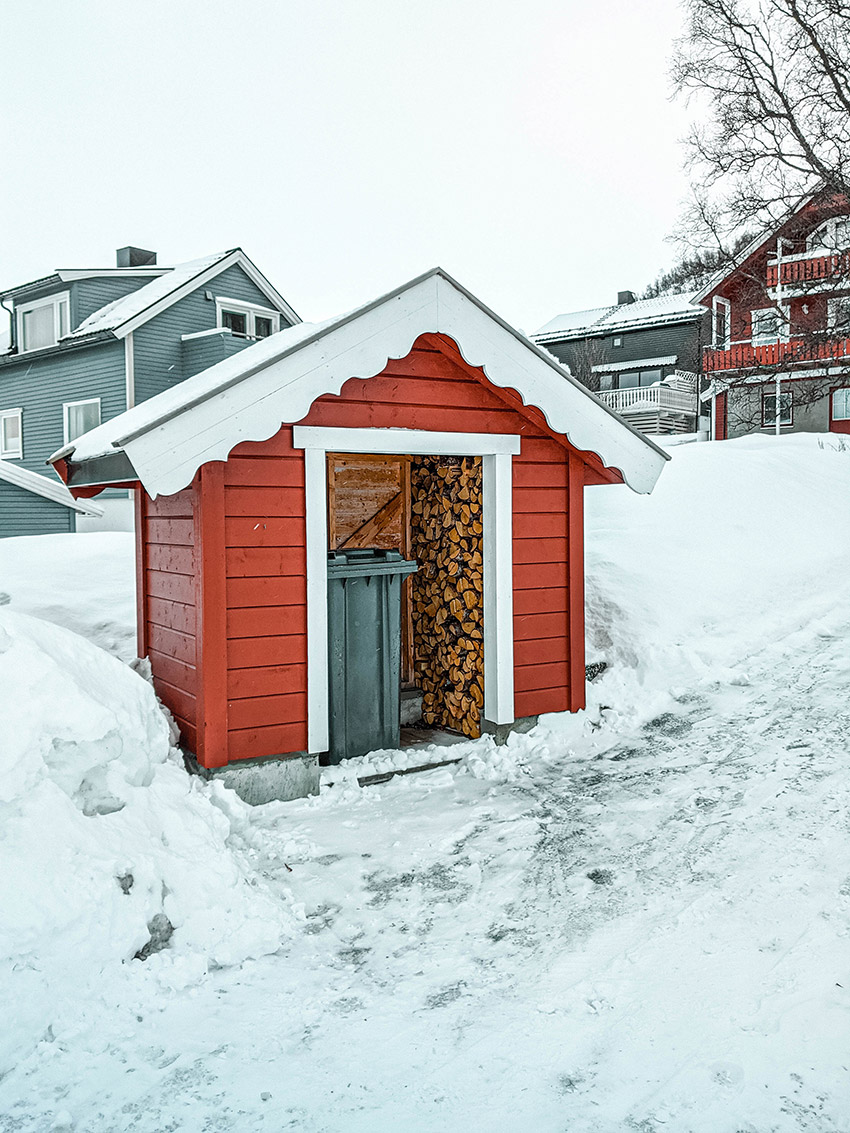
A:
53 270 668 800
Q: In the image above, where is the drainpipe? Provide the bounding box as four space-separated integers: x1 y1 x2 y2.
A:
0 295 14 352
775 238 783 436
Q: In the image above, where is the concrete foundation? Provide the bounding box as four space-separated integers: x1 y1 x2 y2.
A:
481 715 539 746
184 750 320 805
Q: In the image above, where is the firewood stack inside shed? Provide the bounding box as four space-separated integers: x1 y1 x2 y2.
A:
409 455 484 738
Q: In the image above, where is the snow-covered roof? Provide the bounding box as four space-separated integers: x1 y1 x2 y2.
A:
591 355 678 374
0 460 103 516
54 270 669 498
534 292 706 342
69 249 300 339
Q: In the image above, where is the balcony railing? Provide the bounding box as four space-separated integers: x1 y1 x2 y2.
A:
766 250 850 287
598 384 697 415
704 336 850 373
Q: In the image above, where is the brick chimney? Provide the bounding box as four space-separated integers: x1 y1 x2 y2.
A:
116 246 157 268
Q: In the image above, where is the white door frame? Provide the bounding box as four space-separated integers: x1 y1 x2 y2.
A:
293 425 520 753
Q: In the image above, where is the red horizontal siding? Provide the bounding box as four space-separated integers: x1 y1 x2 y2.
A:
228 692 307 731
147 597 194 633
228 722 308 761
227 604 307 639
227 576 305 607
226 546 305 578
148 623 196 665
228 663 307 699
228 634 308 668
225 517 306 547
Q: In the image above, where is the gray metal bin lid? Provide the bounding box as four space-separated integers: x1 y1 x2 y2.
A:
326 548 419 579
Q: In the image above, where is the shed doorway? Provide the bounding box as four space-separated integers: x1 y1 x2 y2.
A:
326 452 485 745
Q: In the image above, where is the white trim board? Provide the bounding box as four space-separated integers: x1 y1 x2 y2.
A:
293 425 518 754
0 459 103 515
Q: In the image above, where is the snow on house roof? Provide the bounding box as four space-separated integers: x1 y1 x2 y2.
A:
0 460 104 516
69 251 235 338
54 269 670 497
534 292 706 342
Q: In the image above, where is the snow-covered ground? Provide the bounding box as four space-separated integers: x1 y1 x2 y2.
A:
2 434 849 1131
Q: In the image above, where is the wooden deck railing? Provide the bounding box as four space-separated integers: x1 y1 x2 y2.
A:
598 385 697 414
766 251 850 287
704 336 850 373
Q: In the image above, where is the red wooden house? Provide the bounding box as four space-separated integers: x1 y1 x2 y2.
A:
52 270 667 801
697 189 850 439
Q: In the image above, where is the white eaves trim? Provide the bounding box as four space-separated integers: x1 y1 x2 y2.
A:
0 460 104 516
62 269 669 497
592 355 677 374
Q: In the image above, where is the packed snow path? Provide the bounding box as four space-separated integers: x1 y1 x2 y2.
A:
3 607 849 1131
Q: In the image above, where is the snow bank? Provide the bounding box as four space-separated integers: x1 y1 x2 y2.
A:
570 432 850 737
0 532 136 660
0 610 301 1075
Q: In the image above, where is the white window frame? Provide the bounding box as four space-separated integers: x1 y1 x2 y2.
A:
0 408 23 459
751 306 786 346
762 389 793 428
807 215 850 254
712 296 731 349
827 296 850 334
293 425 520 754
16 291 71 353
831 387 850 422
63 397 101 446
215 296 280 339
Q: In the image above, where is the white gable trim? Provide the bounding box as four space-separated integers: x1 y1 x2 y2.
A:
294 425 517 752
65 272 666 498
0 460 104 516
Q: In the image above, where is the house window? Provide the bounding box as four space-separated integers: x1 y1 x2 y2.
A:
713 295 731 349
63 398 101 445
751 307 783 346
16 292 70 352
0 408 23 459
216 297 280 340
827 296 850 335
597 374 614 391
832 388 850 421
807 215 850 253
616 369 662 390
612 336 623 348
762 389 793 427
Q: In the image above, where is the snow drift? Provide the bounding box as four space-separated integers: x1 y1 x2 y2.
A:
0 609 302 1076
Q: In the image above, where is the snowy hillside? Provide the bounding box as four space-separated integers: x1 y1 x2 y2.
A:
1 434 849 1131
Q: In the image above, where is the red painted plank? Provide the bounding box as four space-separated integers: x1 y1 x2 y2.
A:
513 537 567 565
147 543 194 575
303 399 521 436
513 512 568 540
514 436 565 461
513 587 568 615
174 716 197 753
147 569 196 604
229 428 296 459
223 457 304 488
512 461 568 488
148 649 197 696
147 491 194 518
228 663 307 699
152 675 197 725
514 637 568 666
195 462 229 769
225 486 305 518
225 517 306 548
227 604 307 639
147 597 195 633
513 611 568 641
146 518 194 546
334 374 509 410
228 722 308 761
513 562 567 590
513 487 567 514
227 575 306 608
228 691 308 731
135 489 148 659
226 546 306 578
228 634 308 668
514 661 569 694
515 687 568 718
148 622 196 665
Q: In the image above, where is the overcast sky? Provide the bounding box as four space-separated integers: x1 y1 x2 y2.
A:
1 0 694 332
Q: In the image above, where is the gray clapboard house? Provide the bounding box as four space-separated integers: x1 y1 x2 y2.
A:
0 246 299 537
532 291 710 435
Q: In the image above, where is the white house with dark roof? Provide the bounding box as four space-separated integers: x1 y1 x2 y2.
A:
533 290 710 435
0 246 299 536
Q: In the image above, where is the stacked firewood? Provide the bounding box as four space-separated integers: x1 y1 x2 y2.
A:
409 456 484 737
